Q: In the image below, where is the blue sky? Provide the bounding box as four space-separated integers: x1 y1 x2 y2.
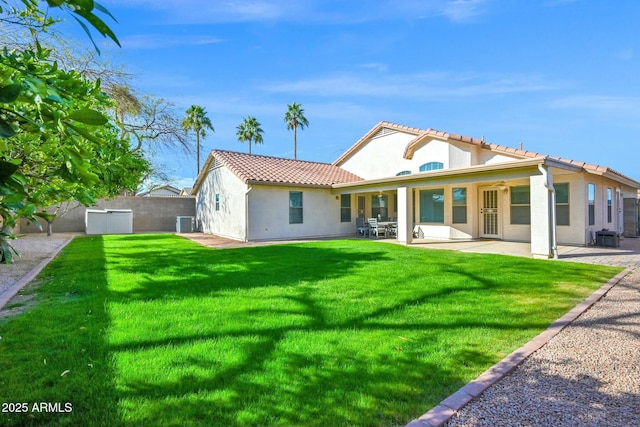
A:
65 0 640 187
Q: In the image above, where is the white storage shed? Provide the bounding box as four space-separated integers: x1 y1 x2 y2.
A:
85 209 133 235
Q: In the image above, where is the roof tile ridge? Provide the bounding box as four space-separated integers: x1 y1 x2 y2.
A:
216 148 335 166
212 150 250 183
484 143 544 159
380 121 424 134
421 128 456 142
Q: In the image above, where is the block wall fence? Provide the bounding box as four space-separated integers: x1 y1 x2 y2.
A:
19 196 196 234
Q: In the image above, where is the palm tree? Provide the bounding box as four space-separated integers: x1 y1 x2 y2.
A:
236 116 264 154
182 105 214 175
284 102 309 160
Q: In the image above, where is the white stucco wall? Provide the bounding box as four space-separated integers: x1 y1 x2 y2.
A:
529 174 552 258
410 139 451 171
339 131 419 179
247 185 356 241
196 166 247 240
340 129 533 182
475 150 522 166
579 173 636 245
448 142 473 169
500 178 531 242
552 172 586 245
494 171 632 247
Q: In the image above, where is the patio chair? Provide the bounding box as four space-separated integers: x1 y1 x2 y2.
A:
387 223 397 238
356 217 369 236
368 218 386 239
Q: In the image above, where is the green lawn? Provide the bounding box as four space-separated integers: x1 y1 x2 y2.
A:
0 235 623 427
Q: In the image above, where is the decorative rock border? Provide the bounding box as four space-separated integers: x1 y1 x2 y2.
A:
405 268 631 427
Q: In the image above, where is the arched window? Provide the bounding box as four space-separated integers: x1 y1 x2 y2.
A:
396 170 411 176
419 162 444 172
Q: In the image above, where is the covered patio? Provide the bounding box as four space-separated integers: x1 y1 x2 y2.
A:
334 157 565 258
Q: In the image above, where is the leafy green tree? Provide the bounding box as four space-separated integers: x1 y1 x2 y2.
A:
1 44 149 234
284 102 309 160
236 116 264 155
1 0 121 53
0 24 193 188
0 0 149 261
182 105 214 175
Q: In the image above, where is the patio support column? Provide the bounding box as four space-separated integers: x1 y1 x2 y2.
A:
530 174 553 258
397 186 413 245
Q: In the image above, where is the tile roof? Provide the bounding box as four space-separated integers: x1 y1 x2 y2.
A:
208 149 364 187
336 121 638 185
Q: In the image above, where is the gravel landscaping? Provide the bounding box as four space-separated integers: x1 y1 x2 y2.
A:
444 268 640 427
0 234 75 304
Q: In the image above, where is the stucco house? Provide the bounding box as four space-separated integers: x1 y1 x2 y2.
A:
193 150 363 241
193 121 640 258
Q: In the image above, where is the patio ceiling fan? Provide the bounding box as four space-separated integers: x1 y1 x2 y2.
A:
490 180 509 193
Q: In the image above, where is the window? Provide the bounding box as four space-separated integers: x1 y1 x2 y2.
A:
554 183 569 226
372 194 388 220
510 185 530 225
215 193 220 211
396 170 411 176
289 191 303 224
607 188 613 223
340 194 351 222
419 162 444 172
588 183 595 226
419 189 444 223
452 188 467 224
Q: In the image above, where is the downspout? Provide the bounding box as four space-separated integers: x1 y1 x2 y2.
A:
244 185 253 242
538 164 558 259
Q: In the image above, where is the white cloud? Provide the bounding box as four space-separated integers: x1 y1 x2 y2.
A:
441 0 487 22
614 48 633 61
103 0 306 24
359 62 389 73
120 34 224 49
261 71 558 99
102 0 490 24
550 95 640 116
542 0 582 6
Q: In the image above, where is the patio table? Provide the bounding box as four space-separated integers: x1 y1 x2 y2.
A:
377 222 397 238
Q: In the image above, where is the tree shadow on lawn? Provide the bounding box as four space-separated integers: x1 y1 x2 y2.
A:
0 236 121 427
117 339 498 427
96 234 619 426
105 237 394 300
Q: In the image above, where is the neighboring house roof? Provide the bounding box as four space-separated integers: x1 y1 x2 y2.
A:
193 150 364 193
334 121 640 188
137 185 182 197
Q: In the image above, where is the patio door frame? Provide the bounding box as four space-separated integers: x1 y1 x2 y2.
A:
479 187 502 239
